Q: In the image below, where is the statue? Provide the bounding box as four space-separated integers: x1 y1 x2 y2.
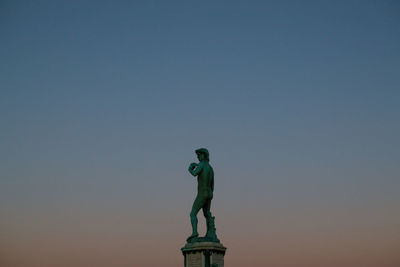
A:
187 148 219 243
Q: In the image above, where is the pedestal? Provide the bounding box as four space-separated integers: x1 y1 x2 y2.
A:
181 241 227 267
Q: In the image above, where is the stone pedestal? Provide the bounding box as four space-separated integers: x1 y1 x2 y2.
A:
181 242 226 267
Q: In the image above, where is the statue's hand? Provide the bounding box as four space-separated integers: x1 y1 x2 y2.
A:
189 162 198 170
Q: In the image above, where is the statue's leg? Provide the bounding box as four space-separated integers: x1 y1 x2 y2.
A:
203 198 212 236
188 195 203 240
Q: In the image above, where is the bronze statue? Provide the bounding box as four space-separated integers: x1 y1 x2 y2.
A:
187 148 219 243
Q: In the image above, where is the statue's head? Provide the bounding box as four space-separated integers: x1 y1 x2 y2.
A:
195 148 209 162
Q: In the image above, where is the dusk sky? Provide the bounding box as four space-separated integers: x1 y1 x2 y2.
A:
1 1 399 267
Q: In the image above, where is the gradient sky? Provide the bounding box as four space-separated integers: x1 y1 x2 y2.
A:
1 1 399 267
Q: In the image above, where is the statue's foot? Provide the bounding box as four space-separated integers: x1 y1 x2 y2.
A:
186 233 199 242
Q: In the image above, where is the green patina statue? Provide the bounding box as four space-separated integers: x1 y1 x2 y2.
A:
187 148 220 243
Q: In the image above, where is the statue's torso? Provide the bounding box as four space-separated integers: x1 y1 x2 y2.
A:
197 162 214 198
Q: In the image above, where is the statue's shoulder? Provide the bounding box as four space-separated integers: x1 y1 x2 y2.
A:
198 161 209 170
204 162 214 173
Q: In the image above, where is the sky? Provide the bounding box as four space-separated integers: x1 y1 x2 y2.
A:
1 1 399 267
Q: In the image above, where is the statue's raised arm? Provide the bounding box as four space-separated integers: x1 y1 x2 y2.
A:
188 162 204 176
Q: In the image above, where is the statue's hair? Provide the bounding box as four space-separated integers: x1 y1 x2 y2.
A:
195 148 209 162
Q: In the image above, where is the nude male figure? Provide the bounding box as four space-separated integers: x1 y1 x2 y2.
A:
187 148 215 242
